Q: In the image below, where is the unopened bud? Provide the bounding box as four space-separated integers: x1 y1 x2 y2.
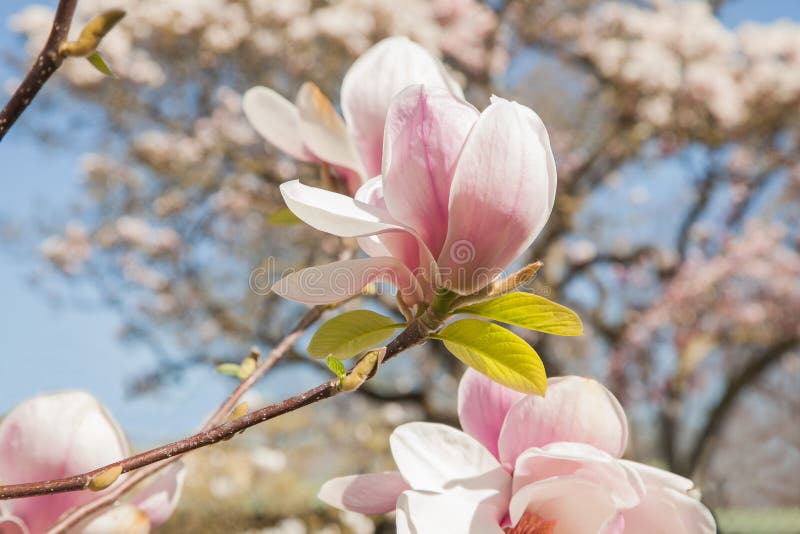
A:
454 261 543 309
60 9 126 57
237 347 260 379
340 348 384 392
87 465 122 491
226 402 249 422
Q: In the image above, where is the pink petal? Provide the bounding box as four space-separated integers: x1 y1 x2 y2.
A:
389 422 511 519
242 86 316 162
280 180 404 237
498 376 628 467
396 491 504 534
457 368 525 460
0 516 29 534
513 443 644 509
318 472 409 515
295 82 367 191
381 85 479 256
341 36 464 178
620 459 695 494
438 96 557 294
620 460 714 533
272 257 424 306
0 392 129 533
128 461 186 528
622 487 715 534
508 476 618 532
78 505 150 534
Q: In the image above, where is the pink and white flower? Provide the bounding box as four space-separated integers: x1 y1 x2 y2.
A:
272 84 556 306
0 392 184 534
319 371 715 533
243 36 463 194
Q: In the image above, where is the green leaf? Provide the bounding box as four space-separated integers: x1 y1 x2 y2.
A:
215 363 241 376
457 292 583 336
431 319 546 395
326 356 347 382
308 310 403 359
268 207 303 225
86 51 115 77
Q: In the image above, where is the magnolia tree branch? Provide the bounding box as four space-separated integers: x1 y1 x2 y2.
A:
0 0 78 141
681 338 799 478
0 300 434 507
45 243 358 531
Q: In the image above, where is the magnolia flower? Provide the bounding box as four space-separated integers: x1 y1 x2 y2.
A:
0 392 185 534
243 36 462 194
319 371 715 533
272 84 556 306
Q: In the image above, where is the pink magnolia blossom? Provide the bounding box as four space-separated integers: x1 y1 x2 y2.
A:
242 36 463 194
272 85 556 306
0 392 184 534
319 371 715 533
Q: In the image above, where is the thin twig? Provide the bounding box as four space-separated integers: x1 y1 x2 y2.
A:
0 311 433 505
0 0 78 141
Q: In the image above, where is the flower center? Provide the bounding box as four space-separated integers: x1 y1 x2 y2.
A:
504 511 557 534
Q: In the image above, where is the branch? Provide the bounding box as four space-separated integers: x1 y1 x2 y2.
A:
681 338 799 477
0 307 435 505
0 0 78 141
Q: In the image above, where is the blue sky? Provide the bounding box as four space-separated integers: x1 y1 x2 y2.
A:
0 0 798 447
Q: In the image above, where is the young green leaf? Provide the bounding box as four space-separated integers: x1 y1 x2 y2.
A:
268 207 303 225
308 310 403 359
431 319 547 395
457 292 583 336
86 51 116 77
326 356 347 382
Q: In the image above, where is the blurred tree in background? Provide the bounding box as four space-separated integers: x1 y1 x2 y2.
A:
4 0 799 531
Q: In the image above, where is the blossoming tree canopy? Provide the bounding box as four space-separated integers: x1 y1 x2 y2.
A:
242 36 464 194
319 370 716 534
0 392 185 533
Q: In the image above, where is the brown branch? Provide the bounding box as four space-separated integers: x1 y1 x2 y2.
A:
0 0 78 141
0 306 435 505
680 338 799 478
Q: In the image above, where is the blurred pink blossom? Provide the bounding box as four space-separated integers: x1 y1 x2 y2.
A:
319 371 715 533
0 392 184 533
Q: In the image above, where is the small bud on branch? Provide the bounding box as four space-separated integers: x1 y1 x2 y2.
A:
59 9 125 57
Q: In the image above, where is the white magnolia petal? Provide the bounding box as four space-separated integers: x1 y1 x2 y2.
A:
622 487 716 534
272 257 424 306
396 491 504 534
280 180 404 237
620 460 695 494
128 461 186 528
389 422 510 505
318 472 409 515
355 176 393 257
242 86 315 162
79 504 150 534
295 82 367 188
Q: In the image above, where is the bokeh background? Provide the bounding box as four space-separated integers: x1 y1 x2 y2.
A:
0 0 798 532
